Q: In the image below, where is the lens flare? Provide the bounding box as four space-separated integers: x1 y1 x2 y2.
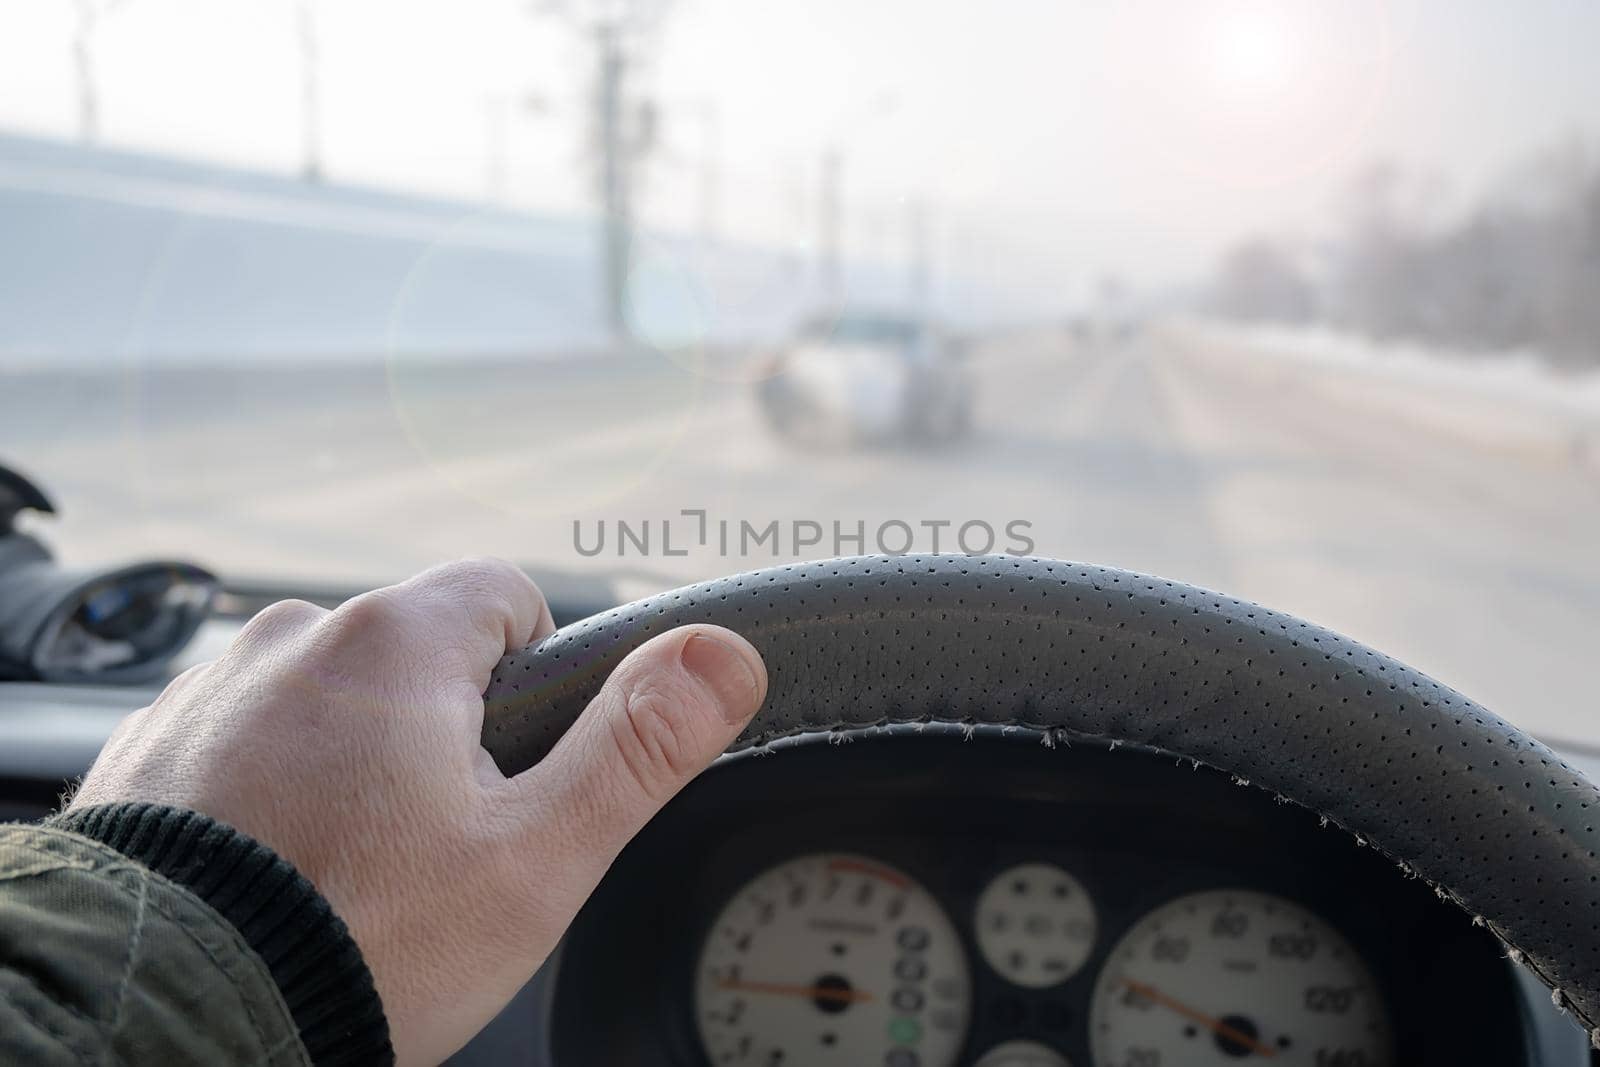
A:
625 234 812 384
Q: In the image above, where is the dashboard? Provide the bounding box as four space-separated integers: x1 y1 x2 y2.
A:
0 617 1594 1065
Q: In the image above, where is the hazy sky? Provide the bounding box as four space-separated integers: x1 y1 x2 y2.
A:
2 0 1598 298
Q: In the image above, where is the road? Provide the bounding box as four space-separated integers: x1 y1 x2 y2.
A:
6 324 1599 744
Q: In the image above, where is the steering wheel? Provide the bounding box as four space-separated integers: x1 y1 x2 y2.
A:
482 554 1600 1042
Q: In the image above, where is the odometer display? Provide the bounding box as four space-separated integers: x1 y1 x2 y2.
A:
696 853 970 1066
1089 889 1391 1066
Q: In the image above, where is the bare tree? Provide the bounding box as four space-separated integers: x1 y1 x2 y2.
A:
1217 145 1600 369
1208 239 1316 324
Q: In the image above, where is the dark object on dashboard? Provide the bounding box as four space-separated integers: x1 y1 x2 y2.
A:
0 461 216 683
481 553 1600 1045
0 462 56 528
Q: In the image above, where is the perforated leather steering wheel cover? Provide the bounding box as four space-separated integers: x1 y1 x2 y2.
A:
483 554 1600 1037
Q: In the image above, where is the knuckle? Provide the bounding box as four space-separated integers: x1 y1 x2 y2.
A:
330 589 407 636
463 559 535 612
473 586 520 632
431 557 541 641
469 555 527 584
607 676 709 803
441 556 527 596
243 598 321 636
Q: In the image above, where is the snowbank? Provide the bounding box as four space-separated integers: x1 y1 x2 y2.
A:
1189 319 1600 420
1175 318 1600 468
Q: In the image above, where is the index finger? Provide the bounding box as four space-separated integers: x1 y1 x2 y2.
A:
373 557 556 690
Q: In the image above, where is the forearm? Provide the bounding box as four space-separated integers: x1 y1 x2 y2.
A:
0 807 391 1066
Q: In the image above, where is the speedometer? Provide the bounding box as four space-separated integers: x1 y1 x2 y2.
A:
695 853 971 1067
1089 890 1391 1066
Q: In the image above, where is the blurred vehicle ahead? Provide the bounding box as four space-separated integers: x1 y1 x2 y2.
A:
757 310 973 447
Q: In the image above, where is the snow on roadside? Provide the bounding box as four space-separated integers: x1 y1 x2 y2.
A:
1183 318 1600 422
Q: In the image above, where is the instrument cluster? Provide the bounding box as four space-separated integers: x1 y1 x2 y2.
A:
546 729 1531 1067
693 852 1390 1067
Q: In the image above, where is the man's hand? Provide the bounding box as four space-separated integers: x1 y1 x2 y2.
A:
69 558 768 1065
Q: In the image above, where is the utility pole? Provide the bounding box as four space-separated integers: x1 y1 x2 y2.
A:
72 1 96 142
297 0 323 182
692 101 719 248
907 196 930 306
783 155 808 278
592 22 658 344
595 21 629 340
818 147 842 300
484 96 510 204
541 0 669 348
71 0 128 144
815 91 898 305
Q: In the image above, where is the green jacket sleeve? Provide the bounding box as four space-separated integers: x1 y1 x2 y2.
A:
0 806 392 1065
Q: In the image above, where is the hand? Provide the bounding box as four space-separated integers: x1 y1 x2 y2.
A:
69 558 768 1065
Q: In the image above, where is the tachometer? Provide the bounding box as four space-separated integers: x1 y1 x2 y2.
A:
695 853 971 1067
1089 889 1391 1066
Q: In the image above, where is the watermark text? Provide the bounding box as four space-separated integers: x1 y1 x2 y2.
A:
573 509 1034 558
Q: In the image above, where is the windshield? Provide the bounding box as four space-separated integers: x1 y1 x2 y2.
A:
2 1 1598 743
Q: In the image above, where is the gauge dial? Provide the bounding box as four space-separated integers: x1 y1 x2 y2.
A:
696 853 970 1067
1089 890 1391 1066
973 1039 1074 1067
975 862 1097 986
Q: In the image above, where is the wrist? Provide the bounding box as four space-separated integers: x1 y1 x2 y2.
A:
47 802 393 1066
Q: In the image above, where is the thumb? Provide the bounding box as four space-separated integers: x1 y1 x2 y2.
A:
525 624 767 858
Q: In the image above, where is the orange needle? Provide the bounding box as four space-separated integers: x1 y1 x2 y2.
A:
1121 978 1278 1059
717 979 876 1004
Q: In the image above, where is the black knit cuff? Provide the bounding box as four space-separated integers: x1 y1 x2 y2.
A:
47 802 393 1066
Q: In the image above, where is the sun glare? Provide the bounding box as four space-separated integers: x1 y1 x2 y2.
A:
1211 7 1298 95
